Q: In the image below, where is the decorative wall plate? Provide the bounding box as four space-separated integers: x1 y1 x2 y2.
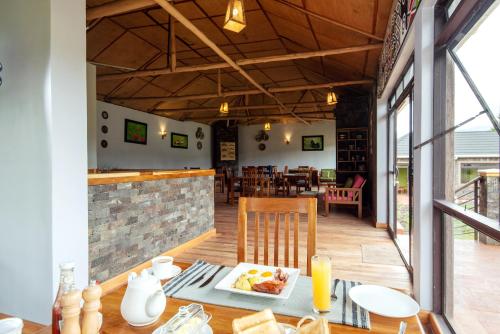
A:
101 125 108 134
101 140 108 148
101 111 108 119
197 141 203 150
196 127 204 139
258 143 266 151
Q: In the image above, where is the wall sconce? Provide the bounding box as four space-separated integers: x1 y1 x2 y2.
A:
220 101 229 114
159 130 167 140
264 122 271 131
326 91 338 105
284 135 291 145
224 0 246 33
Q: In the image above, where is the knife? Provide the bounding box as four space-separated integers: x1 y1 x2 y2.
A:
187 265 213 287
199 265 225 288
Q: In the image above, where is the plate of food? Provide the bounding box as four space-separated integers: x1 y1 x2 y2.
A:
214 263 300 299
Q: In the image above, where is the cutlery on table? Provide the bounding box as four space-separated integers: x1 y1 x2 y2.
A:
331 278 340 301
187 265 213 287
398 321 407 334
199 265 226 288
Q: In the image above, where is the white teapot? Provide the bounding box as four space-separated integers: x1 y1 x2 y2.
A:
120 269 167 326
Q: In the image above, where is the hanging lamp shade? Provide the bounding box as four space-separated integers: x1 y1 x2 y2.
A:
326 91 338 105
224 0 246 33
264 122 271 131
220 102 229 114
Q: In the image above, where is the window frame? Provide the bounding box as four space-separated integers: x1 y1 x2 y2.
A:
432 0 500 328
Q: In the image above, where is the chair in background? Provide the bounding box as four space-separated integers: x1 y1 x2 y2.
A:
318 169 336 190
284 165 289 174
237 197 317 276
324 174 366 218
274 172 290 196
295 168 312 193
215 167 226 193
254 177 271 197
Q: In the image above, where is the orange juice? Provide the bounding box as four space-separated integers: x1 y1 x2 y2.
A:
311 255 331 313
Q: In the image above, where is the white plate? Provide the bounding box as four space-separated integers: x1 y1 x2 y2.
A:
214 262 300 300
348 285 420 318
147 265 182 280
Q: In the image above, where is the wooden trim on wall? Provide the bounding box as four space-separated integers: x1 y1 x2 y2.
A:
99 229 216 295
88 169 215 185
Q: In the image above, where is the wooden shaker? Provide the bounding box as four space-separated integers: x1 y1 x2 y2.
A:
61 289 82 334
82 281 102 334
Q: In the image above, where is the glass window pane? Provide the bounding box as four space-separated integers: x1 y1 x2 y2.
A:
443 213 500 334
447 0 462 18
453 3 500 127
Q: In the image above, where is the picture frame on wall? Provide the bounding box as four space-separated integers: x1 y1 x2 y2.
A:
124 119 147 145
302 135 324 151
171 132 188 149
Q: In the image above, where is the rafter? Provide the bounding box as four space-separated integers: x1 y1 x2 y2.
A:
97 44 382 81
155 101 332 114
275 0 384 41
108 79 373 104
152 0 308 124
87 0 157 21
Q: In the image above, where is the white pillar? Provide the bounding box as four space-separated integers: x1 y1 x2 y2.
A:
412 3 435 310
0 0 88 324
87 64 97 169
376 99 388 225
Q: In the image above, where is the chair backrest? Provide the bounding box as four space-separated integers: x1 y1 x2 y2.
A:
237 197 317 276
284 165 289 174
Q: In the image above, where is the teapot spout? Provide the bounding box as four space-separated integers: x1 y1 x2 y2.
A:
146 289 167 318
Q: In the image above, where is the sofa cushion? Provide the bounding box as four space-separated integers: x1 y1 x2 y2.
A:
344 177 354 188
352 175 365 188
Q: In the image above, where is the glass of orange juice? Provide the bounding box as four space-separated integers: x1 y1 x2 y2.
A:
311 255 331 313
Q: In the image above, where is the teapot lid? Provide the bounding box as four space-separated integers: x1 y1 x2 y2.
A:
128 269 159 288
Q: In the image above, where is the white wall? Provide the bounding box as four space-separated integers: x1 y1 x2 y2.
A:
87 64 97 169
96 101 212 169
0 0 88 324
238 122 336 170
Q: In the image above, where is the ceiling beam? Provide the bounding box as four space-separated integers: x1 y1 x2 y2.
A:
97 43 382 81
108 79 373 104
155 101 331 114
87 0 157 21
152 0 307 124
183 112 335 122
275 0 384 41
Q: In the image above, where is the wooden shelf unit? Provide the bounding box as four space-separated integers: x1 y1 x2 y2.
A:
336 127 369 181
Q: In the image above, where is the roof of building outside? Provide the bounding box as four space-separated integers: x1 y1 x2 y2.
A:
396 131 499 157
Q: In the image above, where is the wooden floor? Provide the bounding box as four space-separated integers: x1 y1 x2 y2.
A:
177 192 413 293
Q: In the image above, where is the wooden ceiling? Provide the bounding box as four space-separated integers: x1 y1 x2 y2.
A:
86 0 392 124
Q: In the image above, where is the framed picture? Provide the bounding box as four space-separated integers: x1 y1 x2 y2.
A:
302 135 324 151
171 132 188 149
220 142 236 161
124 119 147 145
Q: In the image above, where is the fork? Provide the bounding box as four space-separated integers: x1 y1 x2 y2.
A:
398 321 407 334
331 278 340 301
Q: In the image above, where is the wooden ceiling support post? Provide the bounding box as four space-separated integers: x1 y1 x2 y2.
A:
168 16 176 72
109 79 373 104
155 102 330 114
96 43 382 81
152 0 308 124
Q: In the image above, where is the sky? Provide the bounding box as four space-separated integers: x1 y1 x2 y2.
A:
395 2 500 138
454 2 500 131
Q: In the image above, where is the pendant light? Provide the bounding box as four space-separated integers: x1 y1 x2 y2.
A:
220 102 229 114
326 91 338 105
264 122 271 131
224 0 247 33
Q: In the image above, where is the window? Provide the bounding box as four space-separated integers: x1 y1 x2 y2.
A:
433 1 500 333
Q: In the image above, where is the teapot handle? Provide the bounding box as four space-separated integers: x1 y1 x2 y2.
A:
146 289 166 318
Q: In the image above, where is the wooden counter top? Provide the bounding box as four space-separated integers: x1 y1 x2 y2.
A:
88 169 215 185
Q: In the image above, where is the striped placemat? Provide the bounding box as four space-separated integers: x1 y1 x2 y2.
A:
162 261 370 329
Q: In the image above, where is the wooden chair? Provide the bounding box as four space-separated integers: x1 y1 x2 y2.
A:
324 175 366 218
274 172 290 196
254 177 271 197
237 197 317 276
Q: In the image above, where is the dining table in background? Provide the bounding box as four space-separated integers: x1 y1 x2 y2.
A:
93 262 427 334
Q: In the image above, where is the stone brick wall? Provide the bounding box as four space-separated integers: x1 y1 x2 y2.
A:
88 176 214 281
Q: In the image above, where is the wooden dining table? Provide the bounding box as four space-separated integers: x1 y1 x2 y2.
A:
98 262 427 334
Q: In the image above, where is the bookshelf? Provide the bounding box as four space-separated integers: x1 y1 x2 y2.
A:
336 127 369 182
